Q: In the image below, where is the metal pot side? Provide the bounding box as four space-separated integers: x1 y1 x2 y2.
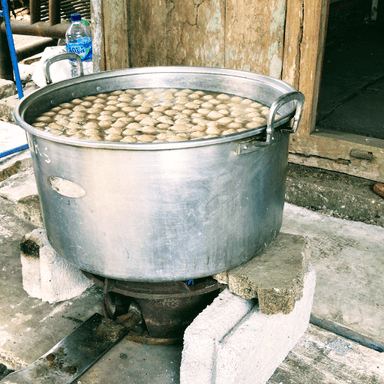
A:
16 66 302 282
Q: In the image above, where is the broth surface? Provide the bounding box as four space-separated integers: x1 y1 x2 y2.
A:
32 88 272 143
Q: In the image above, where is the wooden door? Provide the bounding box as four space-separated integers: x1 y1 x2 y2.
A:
284 0 384 182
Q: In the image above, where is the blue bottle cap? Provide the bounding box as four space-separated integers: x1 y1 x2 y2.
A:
71 14 81 22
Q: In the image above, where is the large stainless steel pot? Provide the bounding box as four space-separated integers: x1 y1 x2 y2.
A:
15 64 304 282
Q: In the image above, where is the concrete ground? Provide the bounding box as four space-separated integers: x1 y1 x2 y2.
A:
1 21 384 381
0 124 383 383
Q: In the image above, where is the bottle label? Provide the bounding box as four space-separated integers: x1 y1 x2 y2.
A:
66 37 92 62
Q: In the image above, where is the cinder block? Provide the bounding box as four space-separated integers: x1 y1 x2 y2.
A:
181 264 316 384
181 289 254 384
20 228 93 304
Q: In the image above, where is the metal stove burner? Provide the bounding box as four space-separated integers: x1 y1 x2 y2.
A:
83 273 223 344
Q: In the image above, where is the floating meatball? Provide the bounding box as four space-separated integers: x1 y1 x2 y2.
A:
32 87 272 144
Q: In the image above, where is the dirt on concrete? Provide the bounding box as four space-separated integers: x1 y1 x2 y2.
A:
286 163 384 228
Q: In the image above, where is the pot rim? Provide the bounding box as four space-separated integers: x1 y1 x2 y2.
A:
15 66 298 151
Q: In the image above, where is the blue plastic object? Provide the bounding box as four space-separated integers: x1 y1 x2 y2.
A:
0 0 28 160
71 13 81 22
0 144 29 159
0 0 24 98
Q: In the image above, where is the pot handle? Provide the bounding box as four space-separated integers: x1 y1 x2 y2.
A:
263 91 305 145
43 52 84 85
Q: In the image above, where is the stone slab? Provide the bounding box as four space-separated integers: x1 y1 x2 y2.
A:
0 137 42 228
0 165 37 204
0 156 31 183
0 80 16 100
268 324 384 384
282 203 384 349
0 144 42 227
181 264 315 384
0 82 38 123
0 160 42 227
0 96 19 123
0 122 27 154
214 233 310 315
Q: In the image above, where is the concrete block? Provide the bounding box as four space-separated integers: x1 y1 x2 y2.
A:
180 264 316 384
214 233 310 314
20 228 93 304
181 289 254 384
0 146 43 227
0 82 38 122
0 79 16 99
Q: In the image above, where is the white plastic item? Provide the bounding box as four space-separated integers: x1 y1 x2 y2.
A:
31 46 71 87
65 13 93 75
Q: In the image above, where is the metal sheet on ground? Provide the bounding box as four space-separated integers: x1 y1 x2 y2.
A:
0 314 128 384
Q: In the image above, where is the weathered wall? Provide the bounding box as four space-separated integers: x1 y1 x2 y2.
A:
92 0 287 78
129 0 225 68
225 0 286 77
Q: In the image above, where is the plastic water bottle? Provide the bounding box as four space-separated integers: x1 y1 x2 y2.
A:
65 13 93 76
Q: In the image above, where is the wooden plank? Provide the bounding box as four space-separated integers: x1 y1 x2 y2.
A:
102 0 129 70
371 0 379 20
225 0 286 77
90 0 105 72
282 0 304 89
282 0 329 135
296 0 329 136
129 0 225 68
289 131 384 182
166 0 225 67
128 0 168 67
268 324 384 383
30 0 42 24
284 0 384 181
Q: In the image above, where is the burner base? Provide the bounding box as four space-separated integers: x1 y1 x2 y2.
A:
84 273 223 344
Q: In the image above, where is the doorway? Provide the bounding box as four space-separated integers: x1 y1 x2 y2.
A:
316 0 384 139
